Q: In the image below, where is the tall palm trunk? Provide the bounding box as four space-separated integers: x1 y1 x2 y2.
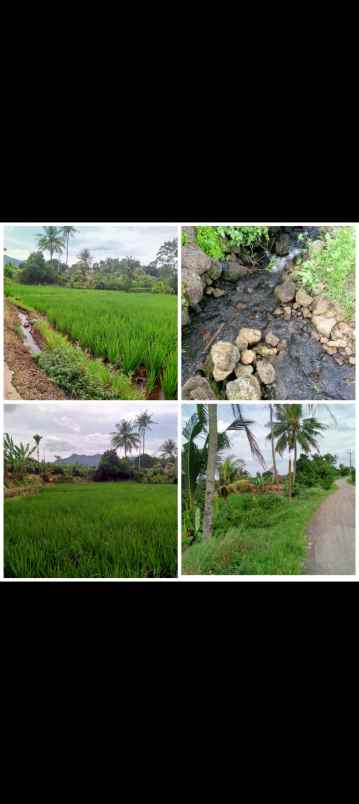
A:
203 405 218 541
270 405 279 487
288 455 292 498
293 439 297 486
66 235 69 267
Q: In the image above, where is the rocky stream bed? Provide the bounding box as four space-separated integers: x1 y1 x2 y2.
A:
182 228 355 400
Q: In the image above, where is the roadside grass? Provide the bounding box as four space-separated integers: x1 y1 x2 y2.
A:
6 285 177 397
4 483 177 578
182 487 333 575
295 226 356 320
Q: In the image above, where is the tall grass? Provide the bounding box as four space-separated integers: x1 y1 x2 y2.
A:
6 285 177 397
5 483 177 578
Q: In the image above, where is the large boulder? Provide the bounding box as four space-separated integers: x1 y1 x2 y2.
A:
275 232 290 256
237 327 262 346
312 315 337 338
182 244 212 276
311 296 331 316
235 365 253 378
256 360 276 385
182 375 217 400
182 226 196 244
182 269 204 305
211 342 239 382
274 281 296 303
265 331 280 347
182 305 190 327
226 375 261 400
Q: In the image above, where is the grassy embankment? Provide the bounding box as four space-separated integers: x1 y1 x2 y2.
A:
296 226 356 320
5 483 177 578
5 284 177 398
182 487 334 575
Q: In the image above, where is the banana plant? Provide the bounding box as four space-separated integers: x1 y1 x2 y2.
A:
4 433 36 480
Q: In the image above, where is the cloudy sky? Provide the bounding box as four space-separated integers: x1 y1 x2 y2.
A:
4 225 177 266
4 402 178 461
182 404 356 473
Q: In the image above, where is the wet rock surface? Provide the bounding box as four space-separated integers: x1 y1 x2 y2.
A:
182 227 355 400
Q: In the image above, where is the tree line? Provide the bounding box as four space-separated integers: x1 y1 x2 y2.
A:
5 226 178 294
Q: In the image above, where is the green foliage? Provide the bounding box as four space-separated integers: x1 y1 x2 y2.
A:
94 450 134 481
195 226 269 259
296 227 356 319
181 232 189 246
296 454 336 489
20 252 57 285
7 284 177 398
4 264 15 278
4 483 177 578
182 487 332 575
4 433 36 479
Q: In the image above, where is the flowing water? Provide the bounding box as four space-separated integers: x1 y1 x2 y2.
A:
182 228 355 400
18 312 41 355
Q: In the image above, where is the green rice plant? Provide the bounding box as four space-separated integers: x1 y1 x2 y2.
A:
4 483 177 578
162 351 178 399
6 285 177 397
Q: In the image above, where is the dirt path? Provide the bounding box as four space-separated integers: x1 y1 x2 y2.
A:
5 362 21 399
304 478 355 575
4 301 67 400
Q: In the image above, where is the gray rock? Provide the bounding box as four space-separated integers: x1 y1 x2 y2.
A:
241 349 256 365
256 360 276 385
296 288 313 307
212 287 225 298
182 244 212 276
226 262 248 282
182 268 204 305
211 341 240 382
237 327 262 346
235 365 254 378
207 263 222 281
274 281 296 303
226 375 262 400
182 226 196 244
265 332 280 347
275 233 290 256
312 315 337 338
255 345 277 358
182 306 190 327
182 375 217 400
311 296 330 316
331 322 355 341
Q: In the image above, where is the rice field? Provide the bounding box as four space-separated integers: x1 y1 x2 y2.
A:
4 483 178 578
6 284 177 398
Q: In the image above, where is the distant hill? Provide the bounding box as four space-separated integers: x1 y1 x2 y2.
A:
55 453 102 467
4 255 23 266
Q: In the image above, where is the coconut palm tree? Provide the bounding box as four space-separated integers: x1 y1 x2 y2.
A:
183 404 265 541
135 411 157 461
33 434 43 464
159 439 177 461
36 227 64 263
62 226 78 267
111 420 141 459
267 405 327 496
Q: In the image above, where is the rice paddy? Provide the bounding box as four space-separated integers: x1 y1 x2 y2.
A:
6 284 177 398
4 483 178 578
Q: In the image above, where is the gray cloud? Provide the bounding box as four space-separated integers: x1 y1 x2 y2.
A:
182 403 356 473
4 402 178 461
4 225 178 266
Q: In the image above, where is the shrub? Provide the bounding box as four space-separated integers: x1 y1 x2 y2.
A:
94 451 134 482
296 227 355 319
20 252 57 285
195 226 269 259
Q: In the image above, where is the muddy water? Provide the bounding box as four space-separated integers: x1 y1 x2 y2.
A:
18 312 41 355
182 229 355 400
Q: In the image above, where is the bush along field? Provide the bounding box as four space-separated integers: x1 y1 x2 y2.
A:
182 403 354 575
4 228 178 400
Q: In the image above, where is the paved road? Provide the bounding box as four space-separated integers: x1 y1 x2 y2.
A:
5 363 21 399
304 478 355 575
